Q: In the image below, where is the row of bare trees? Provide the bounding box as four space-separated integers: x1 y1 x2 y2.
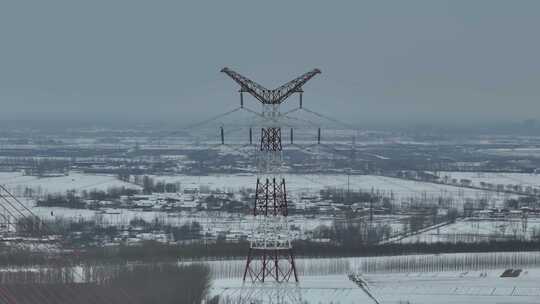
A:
0 262 211 304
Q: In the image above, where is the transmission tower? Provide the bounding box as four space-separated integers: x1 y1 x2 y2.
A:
221 67 321 283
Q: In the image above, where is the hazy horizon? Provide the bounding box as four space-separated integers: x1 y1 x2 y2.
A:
1 1 539 127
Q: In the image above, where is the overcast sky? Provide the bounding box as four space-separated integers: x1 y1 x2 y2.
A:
0 1 539 127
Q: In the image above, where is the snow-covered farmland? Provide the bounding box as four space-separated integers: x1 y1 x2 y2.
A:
480 147 540 158
437 171 540 190
212 270 540 304
365 268 540 304
153 173 511 207
28 207 332 233
398 218 540 244
0 171 513 209
0 171 141 195
209 252 540 303
0 171 525 241
212 275 374 304
0 171 518 238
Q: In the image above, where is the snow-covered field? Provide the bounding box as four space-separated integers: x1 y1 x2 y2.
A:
29 207 332 233
436 171 540 190
154 173 509 207
2 169 538 303
0 171 141 195
0 171 514 208
212 275 374 304
365 268 540 304
209 252 540 303
480 147 540 158
398 218 540 244
212 270 540 304
0 171 518 236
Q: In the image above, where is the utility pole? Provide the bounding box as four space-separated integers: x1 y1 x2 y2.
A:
370 196 374 223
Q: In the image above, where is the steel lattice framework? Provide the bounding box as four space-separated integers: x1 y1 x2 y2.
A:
222 67 320 284
221 67 320 105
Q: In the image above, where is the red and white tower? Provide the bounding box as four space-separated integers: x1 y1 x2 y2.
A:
221 67 321 283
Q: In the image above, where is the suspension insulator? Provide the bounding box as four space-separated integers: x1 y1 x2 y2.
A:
249 127 253 145
290 128 294 145
220 127 224 144
240 91 244 108
317 128 321 144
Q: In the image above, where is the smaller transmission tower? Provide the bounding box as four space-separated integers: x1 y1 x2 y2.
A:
222 67 320 283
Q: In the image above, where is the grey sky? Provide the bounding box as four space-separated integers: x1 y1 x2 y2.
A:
1 1 539 126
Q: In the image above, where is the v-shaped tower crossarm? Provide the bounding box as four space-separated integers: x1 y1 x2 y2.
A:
221 67 321 105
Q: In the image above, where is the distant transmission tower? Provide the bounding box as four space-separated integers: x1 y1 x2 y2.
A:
221 67 321 283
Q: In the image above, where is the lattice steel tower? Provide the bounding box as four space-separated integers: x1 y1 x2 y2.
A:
221 67 321 283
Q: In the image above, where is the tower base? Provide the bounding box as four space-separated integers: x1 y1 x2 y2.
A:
243 247 298 283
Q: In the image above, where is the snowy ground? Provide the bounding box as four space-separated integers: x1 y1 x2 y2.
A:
0 171 513 208
436 171 540 190
0 171 141 195
479 147 540 158
210 254 540 304
0 171 513 235
28 207 332 233
398 218 540 244
365 268 540 304
211 275 373 304
212 269 540 304
0 171 527 242
153 173 510 208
